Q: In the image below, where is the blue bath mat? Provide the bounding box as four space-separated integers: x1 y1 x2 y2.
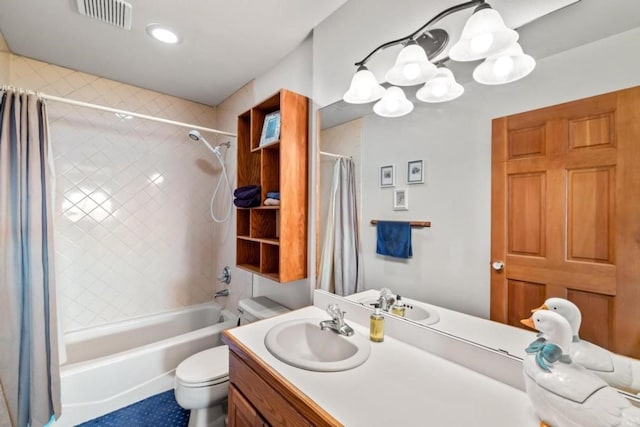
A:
77 390 189 427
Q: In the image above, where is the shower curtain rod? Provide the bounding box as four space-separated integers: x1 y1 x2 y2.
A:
320 151 351 159
40 93 237 138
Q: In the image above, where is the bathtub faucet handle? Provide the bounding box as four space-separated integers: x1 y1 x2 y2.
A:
217 266 231 285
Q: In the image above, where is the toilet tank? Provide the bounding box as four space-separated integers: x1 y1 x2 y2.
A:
238 296 290 325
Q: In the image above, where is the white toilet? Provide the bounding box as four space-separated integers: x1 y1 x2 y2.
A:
174 296 289 427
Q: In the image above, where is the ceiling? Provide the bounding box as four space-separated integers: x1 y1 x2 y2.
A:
0 0 347 106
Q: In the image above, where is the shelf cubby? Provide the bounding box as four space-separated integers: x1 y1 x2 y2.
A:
236 239 260 273
235 89 308 283
261 244 280 279
236 209 250 237
250 209 278 239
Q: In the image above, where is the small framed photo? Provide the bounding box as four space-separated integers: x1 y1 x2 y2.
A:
260 110 281 146
407 160 424 184
380 165 395 187
393 188 408 210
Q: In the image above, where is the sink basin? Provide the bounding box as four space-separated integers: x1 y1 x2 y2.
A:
357 297 440 325
264 318 371 372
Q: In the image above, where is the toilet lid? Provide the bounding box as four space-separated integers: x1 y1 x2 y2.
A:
176 345 229 385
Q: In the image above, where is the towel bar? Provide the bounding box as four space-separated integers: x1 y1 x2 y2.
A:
370 220 431 228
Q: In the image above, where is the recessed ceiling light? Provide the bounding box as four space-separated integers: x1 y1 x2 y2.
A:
146 24 180 44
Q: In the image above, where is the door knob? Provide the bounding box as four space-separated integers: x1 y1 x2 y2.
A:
492 260 505 271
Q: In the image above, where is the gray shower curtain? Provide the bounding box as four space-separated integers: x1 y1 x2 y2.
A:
0 89 61 427
318 157 363 296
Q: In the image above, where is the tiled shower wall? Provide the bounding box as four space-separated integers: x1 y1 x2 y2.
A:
7 54 221 332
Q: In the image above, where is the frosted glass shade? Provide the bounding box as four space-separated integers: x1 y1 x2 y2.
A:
416 68 464 103
449 7 518 62
373 87 414 118
473 43 536 85
385 43 437 86
343 66 385 104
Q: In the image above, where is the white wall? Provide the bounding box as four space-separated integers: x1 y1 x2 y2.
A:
254 35 313 102
350 28 640 318
215 35 315 311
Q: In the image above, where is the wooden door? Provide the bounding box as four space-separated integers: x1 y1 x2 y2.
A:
491 86 640 359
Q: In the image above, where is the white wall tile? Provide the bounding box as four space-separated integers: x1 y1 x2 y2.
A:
8 54 220 332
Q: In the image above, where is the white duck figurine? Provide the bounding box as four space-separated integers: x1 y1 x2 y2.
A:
521 310 640 427
533 297 640 394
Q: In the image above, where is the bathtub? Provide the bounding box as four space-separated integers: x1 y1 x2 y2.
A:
53 302 237 427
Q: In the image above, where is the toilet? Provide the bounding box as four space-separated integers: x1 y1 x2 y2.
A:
174 296 289 427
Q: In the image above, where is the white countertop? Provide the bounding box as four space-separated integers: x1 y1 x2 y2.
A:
226 305 540 427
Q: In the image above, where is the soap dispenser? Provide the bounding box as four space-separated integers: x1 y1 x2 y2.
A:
391 295 406 317
370 303 384 343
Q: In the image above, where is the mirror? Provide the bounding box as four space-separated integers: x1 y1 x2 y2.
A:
317 0 640 393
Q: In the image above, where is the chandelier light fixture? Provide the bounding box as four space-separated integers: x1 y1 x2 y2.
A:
343 0 536 117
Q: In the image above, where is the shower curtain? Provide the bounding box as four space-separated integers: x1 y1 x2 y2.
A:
0 89 61 427
318 157 363 296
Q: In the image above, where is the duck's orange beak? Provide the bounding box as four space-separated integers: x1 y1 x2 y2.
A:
531 303 548 313
521 316 535 330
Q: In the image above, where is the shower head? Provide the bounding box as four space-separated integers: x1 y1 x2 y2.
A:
188 129 222 156
188 130 201 141
187 130 231 156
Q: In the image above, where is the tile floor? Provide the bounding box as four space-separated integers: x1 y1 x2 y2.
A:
78 390 189 427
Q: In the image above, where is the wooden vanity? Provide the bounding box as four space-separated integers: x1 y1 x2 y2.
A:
223 330 341 427
221 299 540 427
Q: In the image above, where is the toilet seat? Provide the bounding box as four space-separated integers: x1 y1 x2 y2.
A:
176 346 229 388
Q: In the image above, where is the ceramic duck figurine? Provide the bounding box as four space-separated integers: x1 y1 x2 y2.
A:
532 298 640 394
521 310 640 427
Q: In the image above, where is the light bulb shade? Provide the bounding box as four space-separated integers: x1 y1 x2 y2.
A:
385 43 437 86
473 43 536 85
373 87 414 118
449 7 518 62
416 68 464 103
343 66 385 104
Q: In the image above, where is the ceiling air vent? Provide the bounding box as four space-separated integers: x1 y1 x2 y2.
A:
76 0 133 30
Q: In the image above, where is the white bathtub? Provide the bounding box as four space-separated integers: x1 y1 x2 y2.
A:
54 302 237 427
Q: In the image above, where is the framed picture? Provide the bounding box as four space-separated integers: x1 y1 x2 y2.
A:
259 110 281 146
380 164 395 187
393 188 408 210
407 160 424 184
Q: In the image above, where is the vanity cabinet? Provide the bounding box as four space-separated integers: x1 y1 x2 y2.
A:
223 332 341 427
236 89 308 283
228 385 268 427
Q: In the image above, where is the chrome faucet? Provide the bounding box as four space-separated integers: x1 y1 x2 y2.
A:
319 304 354 337
214 289 229 298
377 288 395 312
217 266 231 285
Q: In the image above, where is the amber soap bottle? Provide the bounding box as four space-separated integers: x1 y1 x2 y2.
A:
370 304 384 342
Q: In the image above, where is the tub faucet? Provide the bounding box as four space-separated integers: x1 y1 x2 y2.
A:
378 288 395 312
319 304 354 337
214 289 229 298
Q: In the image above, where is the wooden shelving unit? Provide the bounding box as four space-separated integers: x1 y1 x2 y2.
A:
235 89 308 283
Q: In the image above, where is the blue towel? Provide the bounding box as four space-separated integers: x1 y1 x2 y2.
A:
376 221 412 259
233 194 260 208
266 191 280 200
234 185 260 200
